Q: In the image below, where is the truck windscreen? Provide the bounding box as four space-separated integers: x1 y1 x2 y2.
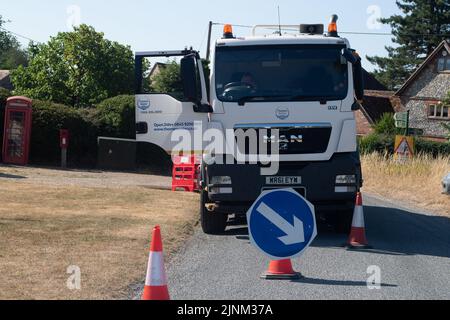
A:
215 44 348 103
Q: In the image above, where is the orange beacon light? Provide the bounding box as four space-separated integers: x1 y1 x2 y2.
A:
223 24 234 39
327 14 339 37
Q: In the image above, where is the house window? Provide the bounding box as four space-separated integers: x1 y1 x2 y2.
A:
437 54 450 71
428 103 450 119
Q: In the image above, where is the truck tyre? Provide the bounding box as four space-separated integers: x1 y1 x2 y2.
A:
334 206 354 234
200 190 228 234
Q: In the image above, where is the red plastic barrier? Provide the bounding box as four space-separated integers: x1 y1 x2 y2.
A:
171 155 201 192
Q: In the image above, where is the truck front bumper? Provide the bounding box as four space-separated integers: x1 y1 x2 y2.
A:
204 152 362 214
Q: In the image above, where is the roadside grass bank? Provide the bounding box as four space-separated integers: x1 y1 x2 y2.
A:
0 179 199 300
361 153 450 216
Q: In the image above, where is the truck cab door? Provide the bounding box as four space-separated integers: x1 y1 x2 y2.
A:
135 51 211 155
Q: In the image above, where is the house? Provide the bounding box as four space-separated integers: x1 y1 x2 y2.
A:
354 70 395 136
0 70 13 90
391 40 450 141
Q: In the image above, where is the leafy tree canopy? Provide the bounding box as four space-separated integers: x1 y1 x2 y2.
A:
0 15 28 69
367 0 450 90
11 24 135 107
149 58 210 100
150 60 182 95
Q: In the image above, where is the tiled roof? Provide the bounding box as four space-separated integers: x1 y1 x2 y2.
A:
363 69 388 91
362 90 395 124
395 40 450 96
0 70 12 90
0 70 10 80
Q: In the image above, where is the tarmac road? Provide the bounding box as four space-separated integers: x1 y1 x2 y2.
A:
137 193 450 300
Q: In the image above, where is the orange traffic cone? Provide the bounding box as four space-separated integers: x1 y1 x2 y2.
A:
142 226 170 300
346 192 371 249
261 259 302 280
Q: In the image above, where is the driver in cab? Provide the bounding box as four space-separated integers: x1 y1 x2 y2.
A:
240 72 257 89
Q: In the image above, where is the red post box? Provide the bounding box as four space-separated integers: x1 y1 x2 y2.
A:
60 129 70 149
2 96 32 165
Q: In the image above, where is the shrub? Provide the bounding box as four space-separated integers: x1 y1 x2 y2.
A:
95 95 135 139
30 100 98 165
1 94 138 166
372 112 404 136
415 139 450 157
0 87 10 103
359 133 450 157
0 88 11 155
359 133 395 155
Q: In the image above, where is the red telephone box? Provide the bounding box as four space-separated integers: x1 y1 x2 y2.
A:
2 96 32 165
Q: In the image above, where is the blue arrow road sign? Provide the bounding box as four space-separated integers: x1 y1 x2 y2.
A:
247 188 317 260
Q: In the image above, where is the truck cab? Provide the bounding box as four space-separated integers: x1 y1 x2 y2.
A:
135 16 364 234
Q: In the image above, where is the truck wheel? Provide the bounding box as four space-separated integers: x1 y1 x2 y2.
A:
334 206 354 234
200 190 228 234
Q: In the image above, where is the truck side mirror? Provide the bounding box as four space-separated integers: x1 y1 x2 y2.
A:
180 55 199 103
342 49 357 64
353 58 364 101
342 49 364 101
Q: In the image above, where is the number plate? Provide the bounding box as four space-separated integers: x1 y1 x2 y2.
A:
265 176 302 185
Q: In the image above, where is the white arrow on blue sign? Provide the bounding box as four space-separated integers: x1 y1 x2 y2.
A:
247 188 317 260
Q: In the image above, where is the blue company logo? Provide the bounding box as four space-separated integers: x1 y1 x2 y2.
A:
137 99 150 111
247 189 317 259
275 108 290 120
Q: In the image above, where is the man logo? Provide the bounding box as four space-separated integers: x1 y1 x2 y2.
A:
264 134 303 151
264 135 303 144
275 108 290 120
138 99 151 111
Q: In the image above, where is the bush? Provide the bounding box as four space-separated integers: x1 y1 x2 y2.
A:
372 113 403 136
0 87 10 103
359 133 450 156
0 88 11 157
30 100 98 165
415 139 450 157
358 133 395 154
95 95 135 139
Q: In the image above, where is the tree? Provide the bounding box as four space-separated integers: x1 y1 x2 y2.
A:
150 58 211 99
11 24 134 108
367 0 450 90
0 15 28 69
150 60 183 94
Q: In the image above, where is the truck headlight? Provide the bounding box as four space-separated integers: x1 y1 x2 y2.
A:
210 176 232 185
209 187 233 194
336 175 356 184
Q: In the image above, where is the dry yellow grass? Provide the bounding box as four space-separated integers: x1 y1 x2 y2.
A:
0 180 199 300
361 153 450 216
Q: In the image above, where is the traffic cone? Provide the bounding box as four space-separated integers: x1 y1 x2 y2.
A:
346 192 372 249
261 259 302 280
142 226 170 300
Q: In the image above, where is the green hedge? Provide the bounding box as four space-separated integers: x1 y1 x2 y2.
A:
30 100 99 165
359 133 450 156
0 88 12 160
30 96 136 165
94 95 135 139
0 94 136 166
415 138 450 156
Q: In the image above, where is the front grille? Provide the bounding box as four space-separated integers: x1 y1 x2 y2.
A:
234 124 332 155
